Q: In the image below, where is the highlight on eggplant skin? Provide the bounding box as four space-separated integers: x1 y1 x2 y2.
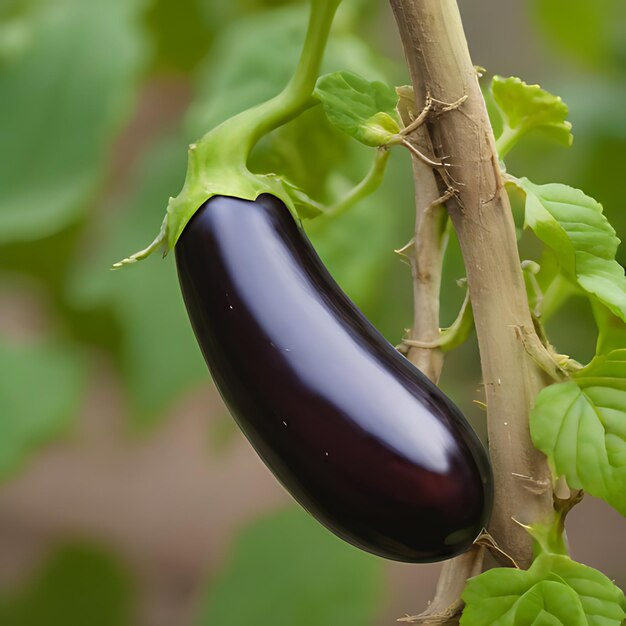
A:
175 194 493 563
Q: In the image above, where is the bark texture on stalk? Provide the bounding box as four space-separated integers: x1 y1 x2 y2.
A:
396 94 446 383
389 0 557 619
397 83 484 626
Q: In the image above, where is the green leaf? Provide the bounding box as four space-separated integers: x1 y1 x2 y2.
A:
514 580 586 625
515 178 626 322
592 300 626 355
0 0 147 244
0 339 85 480
462 567 539 624
197 507 383 626
461 554 626 626
548 556 626 624
68 133 207 429
314 71 400 146
0 544 133 626
530 349 626 515
491 76 573 157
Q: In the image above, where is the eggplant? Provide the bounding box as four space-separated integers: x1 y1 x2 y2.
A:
175 194 493 562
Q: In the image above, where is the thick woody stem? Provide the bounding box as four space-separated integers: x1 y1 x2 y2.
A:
397 71 481 626
389 0 557 619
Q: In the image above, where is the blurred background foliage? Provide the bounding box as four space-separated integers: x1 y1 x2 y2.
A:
0 0 624 624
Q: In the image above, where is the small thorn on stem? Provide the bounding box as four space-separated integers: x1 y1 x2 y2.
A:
426 187 457 212
431 93 468 112
401 139 442 167
394 237 415 257
474 530 521 569
402 337 441 350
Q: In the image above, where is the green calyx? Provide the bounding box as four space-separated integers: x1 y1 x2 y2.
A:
113 139 300 268
114 0 341 269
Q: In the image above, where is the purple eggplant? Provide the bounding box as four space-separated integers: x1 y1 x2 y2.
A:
175 194 492 562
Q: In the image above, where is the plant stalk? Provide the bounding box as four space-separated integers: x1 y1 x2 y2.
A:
396 46 483 626
395 92 447 382
389 0 557 619
196 0 341 165
316 148 391 225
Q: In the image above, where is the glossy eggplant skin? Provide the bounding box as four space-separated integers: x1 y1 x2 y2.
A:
175 194 493 563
